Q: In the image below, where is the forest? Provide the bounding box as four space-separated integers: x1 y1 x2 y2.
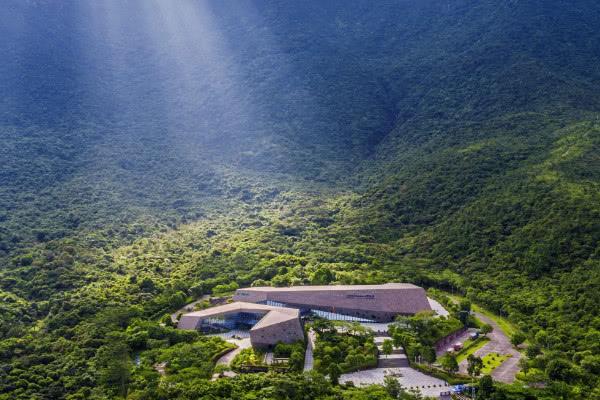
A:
0 1 599 399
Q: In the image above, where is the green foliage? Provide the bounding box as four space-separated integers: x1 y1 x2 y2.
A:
467 354 484 378
481 353 511 376
455 337 491 363
211 282 239 296
312 320 378 374
273 341 306 372
478 375 495 399
0 1 599 399
511 331 527 347
230 348 265 371
390 312 460 364
439 354 459 374
382 340 393 357
480 324 493 337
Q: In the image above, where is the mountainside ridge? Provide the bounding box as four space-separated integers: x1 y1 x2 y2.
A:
0 1 599 399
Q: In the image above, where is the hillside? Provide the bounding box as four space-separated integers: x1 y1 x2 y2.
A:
0 1 599 399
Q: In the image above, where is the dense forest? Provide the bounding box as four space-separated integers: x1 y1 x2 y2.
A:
0 1 599 399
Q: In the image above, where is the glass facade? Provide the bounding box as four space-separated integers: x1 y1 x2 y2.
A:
198 311 266 332
310 309 374 323
261 300 375 323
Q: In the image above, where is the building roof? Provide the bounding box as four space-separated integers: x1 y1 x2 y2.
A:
240 283 421 292
234 283 431 317
177 301 299 330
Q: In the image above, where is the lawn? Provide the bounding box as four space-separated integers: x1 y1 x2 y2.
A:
444 293 519 338
471 304 518 338
455 337 490 363
481 352 511 375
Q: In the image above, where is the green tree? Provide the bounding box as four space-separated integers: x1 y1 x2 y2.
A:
546 358 576 382
510 331 526 347
421 346 436 364
440 354 459 373
311 267 335 284
93 338 131 397
384 375 403 398
518 357 530 376
467 354 483 377
382 339 394 358
328 363 342 385
478 375 494 399
459 299 472 313
480 323 493 337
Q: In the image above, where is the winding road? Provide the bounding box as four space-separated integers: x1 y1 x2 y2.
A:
459 312 521 383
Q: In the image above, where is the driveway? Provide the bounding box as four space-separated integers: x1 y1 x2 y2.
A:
304 330 316 371
459 312 521 383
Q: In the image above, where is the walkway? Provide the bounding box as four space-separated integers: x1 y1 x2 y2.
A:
207 330 251 340
428 297 450 317
458 312 521 383
216 338 251 366
304 330 316 371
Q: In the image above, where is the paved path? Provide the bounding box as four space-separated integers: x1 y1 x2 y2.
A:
216 338 251 366
207 330 251 340
428 297 450 317
358 322 392 335
459 312 521 383
340 367 449 398
304 330 316 371
264 352 274 365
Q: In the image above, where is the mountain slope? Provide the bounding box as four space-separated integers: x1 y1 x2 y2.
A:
0 1 599 399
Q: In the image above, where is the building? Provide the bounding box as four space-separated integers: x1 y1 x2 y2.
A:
233 283 431 322
177 301 304 348
177 283 431 348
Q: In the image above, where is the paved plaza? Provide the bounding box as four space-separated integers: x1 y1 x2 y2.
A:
340 367 449 398
207 329 251 340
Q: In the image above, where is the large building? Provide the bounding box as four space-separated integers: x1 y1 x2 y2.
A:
233 283 431 323
177 302 304 348
177 283 431 348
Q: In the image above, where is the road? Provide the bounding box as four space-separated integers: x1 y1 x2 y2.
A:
459 312 521 383
304 330 316 371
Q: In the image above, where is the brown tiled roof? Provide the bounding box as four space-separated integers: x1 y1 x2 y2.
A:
177 301 299 330
241 283 421 291
234 283 431 317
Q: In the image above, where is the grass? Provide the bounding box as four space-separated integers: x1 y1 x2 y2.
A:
481 352 512 375
471 304 518 338
444 292 519 338
455 336 491 363
412 363 469 385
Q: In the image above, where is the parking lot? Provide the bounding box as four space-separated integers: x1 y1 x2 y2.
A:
340 367 449 398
